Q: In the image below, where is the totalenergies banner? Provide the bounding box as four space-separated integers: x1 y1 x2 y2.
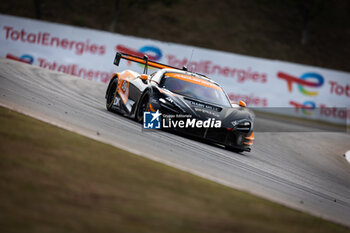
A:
1 14 349 125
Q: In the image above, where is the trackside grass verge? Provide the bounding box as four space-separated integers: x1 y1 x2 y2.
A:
0 106 349 233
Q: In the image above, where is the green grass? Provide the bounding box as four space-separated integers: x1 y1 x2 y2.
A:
0 106 349 233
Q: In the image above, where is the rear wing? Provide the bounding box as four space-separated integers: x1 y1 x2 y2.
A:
114 52 188 74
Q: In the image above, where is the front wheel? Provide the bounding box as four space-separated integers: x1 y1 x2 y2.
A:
106 79 118 112
136 93 150 122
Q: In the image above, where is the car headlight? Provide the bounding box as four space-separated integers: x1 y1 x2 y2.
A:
231 120 251 133
231 120 250 127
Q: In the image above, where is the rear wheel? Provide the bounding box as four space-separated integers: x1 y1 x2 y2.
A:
106 79 118 112
136 93 150 122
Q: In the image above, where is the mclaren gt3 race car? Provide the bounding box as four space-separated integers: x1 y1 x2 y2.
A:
105 52 255 152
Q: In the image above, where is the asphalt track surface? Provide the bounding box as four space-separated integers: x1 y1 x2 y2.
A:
1 58 350 227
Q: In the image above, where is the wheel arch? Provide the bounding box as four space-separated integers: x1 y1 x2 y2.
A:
132 87 151 117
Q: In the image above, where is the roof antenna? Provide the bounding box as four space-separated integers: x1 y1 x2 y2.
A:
184 48 194 72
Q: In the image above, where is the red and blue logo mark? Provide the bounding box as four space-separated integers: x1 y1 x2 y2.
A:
116 45 162 61
6 53 34 64
290 100 316 115
277 71 324 96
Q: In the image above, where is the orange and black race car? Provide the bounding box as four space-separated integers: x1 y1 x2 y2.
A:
105 52 255 152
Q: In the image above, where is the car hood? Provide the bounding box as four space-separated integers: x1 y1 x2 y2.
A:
161 91 254 127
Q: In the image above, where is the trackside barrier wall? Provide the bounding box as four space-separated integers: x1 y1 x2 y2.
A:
1 14 349 125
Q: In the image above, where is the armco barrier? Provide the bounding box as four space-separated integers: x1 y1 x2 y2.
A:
1 14 349 125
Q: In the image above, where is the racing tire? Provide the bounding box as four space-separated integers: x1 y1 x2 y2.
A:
136 92 150 123
106 79 118 112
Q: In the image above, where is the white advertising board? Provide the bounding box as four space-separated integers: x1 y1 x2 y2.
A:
1 14 349 125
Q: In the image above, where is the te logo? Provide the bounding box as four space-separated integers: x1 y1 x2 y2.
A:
143 110 162 129
6 54 34 64
277 72 324 96
290 100 316 115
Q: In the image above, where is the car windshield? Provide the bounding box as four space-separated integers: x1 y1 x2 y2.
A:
160 72 231 107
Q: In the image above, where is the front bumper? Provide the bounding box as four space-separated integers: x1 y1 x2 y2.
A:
167 124 254 151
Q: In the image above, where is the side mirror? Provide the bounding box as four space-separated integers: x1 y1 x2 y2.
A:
140 74 148 81
239 100 246 107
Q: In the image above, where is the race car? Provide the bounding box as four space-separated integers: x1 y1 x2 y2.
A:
105 52 255 152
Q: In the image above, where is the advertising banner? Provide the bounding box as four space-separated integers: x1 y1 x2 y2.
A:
1 14 349 125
